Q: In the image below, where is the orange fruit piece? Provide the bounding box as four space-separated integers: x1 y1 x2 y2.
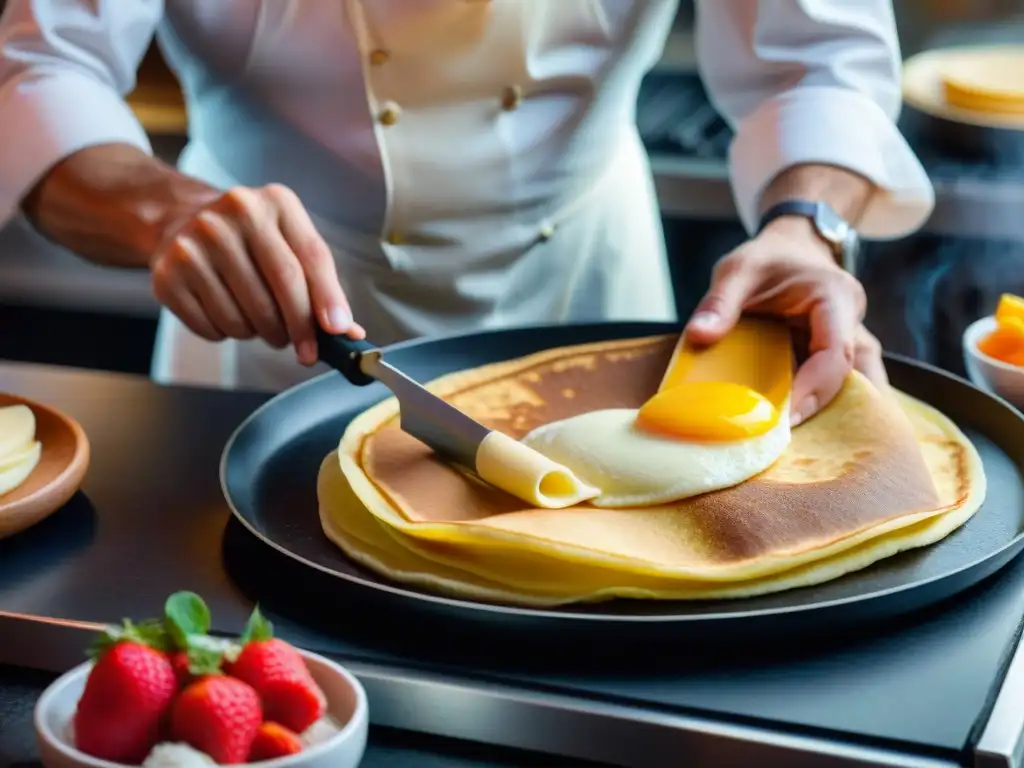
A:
978 317 1024 365
995 293 1024 326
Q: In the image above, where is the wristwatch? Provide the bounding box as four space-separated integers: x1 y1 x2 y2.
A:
756 199 861 274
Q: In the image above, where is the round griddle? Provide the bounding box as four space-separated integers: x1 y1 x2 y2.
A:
220 322 1024 645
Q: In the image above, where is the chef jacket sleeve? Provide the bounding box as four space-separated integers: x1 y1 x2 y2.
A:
0 0 162 225
693 0 935 239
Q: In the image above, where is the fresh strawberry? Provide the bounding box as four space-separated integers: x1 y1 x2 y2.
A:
249 722 304 761
74 625 177 764
170 675 262 764
169 650 193 687
228 639 325 733
226 608 325 733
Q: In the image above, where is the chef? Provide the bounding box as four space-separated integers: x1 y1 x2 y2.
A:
0 0 932 425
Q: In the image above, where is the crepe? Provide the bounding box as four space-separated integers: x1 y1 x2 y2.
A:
317 386 981 605
940 47 1024 116
319 336 984 604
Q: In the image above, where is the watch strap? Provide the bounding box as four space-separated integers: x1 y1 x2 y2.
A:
756 199 857 272
756 200 822 236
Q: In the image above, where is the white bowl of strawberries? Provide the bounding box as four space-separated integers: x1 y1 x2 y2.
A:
34 592 368 767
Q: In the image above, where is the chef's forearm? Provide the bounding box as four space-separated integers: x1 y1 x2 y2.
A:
753 163 875 263
22 143 219 269
759 163 875 227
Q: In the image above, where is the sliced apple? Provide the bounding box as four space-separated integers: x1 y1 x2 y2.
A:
0 405 36 461
0 440 42 496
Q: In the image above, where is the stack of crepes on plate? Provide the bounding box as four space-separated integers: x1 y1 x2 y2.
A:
317 319 987 606
938 46 1024 117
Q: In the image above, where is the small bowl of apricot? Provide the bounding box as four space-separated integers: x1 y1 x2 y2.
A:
964 293 1024 410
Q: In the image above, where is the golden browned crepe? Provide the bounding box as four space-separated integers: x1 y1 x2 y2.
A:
319 336 984 604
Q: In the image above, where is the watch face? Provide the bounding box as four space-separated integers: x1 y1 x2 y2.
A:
813 202 859 271
813 202 849 246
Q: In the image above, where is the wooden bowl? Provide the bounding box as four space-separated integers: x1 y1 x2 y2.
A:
0 393 90 540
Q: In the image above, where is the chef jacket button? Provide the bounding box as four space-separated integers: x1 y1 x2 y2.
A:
501 84 523 111
386 231 405 246
369 49 390 66
539 222 556 241
379 101 402 126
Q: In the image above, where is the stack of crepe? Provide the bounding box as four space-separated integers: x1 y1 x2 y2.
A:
317 320 985 607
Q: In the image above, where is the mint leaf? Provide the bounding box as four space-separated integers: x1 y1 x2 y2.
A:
240 605 273 644
164 592 211 649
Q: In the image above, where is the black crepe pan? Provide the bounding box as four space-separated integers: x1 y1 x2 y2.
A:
220 322 1024 649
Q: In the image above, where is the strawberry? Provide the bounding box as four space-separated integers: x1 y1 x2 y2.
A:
249 722 304 761
169 650 194 687
74 625 177 764
170 675 262 764
226 608 326 733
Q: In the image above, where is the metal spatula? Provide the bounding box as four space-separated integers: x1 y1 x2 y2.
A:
315 328 489 470
315 328 600 508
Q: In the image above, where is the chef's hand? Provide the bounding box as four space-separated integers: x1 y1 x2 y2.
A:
852 324 888 391
684 218 882 426
150 183 365 366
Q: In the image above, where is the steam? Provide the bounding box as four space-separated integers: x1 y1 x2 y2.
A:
864 236 1024 378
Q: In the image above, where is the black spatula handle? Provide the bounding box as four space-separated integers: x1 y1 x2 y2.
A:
316 326 377 386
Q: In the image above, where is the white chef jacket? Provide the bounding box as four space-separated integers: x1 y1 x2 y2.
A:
0 0 934 392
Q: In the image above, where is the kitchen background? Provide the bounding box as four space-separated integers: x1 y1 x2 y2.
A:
1 0 1022 382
